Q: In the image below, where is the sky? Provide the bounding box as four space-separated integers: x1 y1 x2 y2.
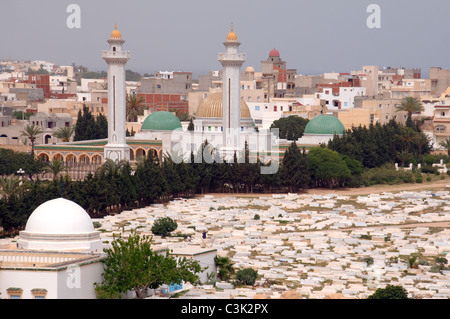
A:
1 0 449 79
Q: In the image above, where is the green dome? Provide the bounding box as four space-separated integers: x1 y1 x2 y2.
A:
304 115 345 135
141 111 182 131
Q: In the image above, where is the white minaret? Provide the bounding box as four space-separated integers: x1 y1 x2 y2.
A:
218 24 246 156
102 24 130 162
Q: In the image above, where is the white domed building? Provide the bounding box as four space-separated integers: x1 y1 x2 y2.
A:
0 198 105 299
17 198 103 252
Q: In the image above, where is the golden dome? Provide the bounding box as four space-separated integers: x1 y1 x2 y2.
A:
195 92 252 119
226 24 238 41
245 66 255 73
110 24 122 39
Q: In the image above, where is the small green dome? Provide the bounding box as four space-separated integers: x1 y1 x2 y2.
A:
304 115 345 135
141 111 182 131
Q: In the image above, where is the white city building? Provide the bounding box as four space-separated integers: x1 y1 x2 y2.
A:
0 198 105 299
316 86 366 109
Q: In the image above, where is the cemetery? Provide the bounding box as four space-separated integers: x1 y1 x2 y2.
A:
91 188 450 299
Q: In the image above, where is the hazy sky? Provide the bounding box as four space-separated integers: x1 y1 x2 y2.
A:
1 0 449 78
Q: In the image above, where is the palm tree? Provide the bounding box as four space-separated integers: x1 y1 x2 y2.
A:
45 159 68 180
53 126 75 142
412 132 431 158
97 158 128 177
0 175 21 199
396 150 413 167
126 94 145 122
439 137 450 156
396 97 424 127
398 127 417 153
214 256 235 281
20 123 43 156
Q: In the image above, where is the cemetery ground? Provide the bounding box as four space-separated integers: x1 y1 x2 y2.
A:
92 177 450 299
2 177 449 299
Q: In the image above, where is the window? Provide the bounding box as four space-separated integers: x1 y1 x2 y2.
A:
255 105 260 111
441 112 446 117
31 289 47 299
7 288 23 299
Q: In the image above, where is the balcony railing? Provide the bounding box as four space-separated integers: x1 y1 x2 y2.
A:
102 51 130 60
218 53 246 61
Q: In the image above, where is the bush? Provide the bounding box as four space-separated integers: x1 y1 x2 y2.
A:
151 217 178 237
367 285 409 299
360 163 415 186
235 268 258 286
420 164 437 174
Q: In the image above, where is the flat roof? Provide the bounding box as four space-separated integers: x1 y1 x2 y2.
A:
0 249 105 271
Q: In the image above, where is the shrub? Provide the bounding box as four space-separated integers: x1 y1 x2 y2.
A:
367 285 409 299
420 165 438 174
253 214 260 220
360 163 415 186
151 217 178 237
235 268 258 286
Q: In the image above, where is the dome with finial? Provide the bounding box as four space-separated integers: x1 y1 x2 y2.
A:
110 24 122 39
226 23 238 41
269 48 280 57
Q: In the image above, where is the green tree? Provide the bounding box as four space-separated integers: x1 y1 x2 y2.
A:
0 175 21 199
412 132 431 159
134 151 168 206
73 105 108 141
307 147 351 188
95 113 108 139
235 268 258 286
396 150 413 167
20 123 43 156
368 285 409 299
214 256 235 281
270 115 309 140
439 137 450 156
187 118 194 131
45 159 68 181
126 94 145 122
74 105 96 141
396 97 424 128
95 231 203 299
53 126 75 142
281 142 309 192
151 217 178 237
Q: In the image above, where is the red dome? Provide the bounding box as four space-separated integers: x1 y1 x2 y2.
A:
269 48 280 57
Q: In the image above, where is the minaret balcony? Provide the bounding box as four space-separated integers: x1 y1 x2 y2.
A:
218 53 246 62
102 51 130 63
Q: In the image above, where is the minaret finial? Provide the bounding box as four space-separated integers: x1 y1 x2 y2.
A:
231 22 234 32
